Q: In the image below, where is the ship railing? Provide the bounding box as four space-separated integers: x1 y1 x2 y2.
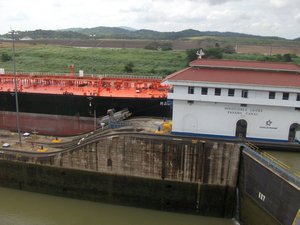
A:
101 74 163 80
5 71 67 77
4 71 164 80
241 143 300 188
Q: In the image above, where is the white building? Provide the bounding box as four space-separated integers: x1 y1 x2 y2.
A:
163 59 300 143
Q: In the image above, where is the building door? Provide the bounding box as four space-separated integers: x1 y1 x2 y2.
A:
235 119 247 138
288 123 300 141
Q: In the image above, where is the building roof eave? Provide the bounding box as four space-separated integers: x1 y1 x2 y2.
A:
168 80 300 92
162 67 191 83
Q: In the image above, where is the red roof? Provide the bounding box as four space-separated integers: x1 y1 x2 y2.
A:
165 59 300 88
189 59 300 72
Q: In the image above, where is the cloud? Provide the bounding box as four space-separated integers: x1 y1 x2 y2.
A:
8 12 29 22
51 2 62 7
269 0 289 7
0 0 299 39
206 0 241 5
238 13 251 21
120 2 152 13
206 9 233 20
188 0 243 5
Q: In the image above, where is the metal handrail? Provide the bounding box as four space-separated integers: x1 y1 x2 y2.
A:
244 142 291 170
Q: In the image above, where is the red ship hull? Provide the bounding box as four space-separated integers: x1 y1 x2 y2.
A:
0 72 172 135
0 111 95 136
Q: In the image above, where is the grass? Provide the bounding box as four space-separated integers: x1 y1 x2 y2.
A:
1 43 299 76
0 44 187 76
293 57 300 66
186 35 300 47
223 53 300 66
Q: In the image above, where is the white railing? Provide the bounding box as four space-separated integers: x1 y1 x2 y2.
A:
3 71 164 80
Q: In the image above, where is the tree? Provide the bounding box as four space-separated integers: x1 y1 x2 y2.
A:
160 42 173 51
124 62 134 73
144 42 173 51
186 49 199 63
144 42 159 50
223 45 235 54
283 54 292 62
1 53 12 62
204 47 223 59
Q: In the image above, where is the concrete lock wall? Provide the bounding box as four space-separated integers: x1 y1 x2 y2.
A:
239 149 300 225
0 136 240 217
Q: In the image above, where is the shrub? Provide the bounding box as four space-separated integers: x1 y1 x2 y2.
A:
1 53 12 62
124 62 134 73
204 48 223 59
223 45 236 54
282 54 292 62
145 42 159 50
160 42 173 51
144 42 173 51
186 49 199 63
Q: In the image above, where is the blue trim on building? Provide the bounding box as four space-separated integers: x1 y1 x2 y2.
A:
171 131 296 144
171 131 236 140
246 136 288 143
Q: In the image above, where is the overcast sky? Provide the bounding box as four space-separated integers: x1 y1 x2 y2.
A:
0 0 299 39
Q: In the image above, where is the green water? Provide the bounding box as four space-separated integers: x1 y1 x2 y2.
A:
0 187 235 225
266 150 300 174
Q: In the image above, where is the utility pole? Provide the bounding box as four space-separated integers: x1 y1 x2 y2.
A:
11 30 22 146
94 109 97 131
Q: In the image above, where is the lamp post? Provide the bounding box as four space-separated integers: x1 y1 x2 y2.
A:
94 109 97 131
11 30 22 146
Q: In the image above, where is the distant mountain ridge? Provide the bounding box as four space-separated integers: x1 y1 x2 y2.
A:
62 27 266 39
1 29 88 40
1 26 299 41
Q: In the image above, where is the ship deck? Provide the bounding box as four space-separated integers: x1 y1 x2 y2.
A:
0 73 168 98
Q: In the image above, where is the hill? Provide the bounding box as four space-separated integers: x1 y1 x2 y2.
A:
70 27 264 40
1 29 89 40
0 26 285 41
1 26 299 52
63 26 132 38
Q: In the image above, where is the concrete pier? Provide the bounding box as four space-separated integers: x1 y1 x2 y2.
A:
0 133 240 217
53 136 240 185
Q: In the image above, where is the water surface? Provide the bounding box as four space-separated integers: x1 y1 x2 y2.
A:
266 150 300 174
0 187 235 225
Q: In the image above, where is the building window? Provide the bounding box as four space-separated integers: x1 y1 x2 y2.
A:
188 86 194 94
282 92 289 100
228 89 235 97
297 94 300 101
201 87 208 95
215 88 221 96
269 92 276 99
242 90 248 98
